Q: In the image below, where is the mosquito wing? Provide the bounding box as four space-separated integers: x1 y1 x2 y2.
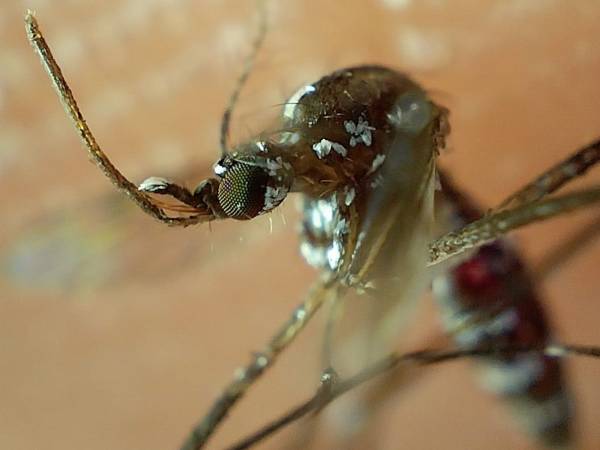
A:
299 95 447 372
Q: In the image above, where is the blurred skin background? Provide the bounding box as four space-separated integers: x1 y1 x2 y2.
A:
1 0 600 449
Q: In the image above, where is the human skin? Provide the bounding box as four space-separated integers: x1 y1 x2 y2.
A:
1 1 599 449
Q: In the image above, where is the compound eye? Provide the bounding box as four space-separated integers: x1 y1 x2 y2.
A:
217 163 270 220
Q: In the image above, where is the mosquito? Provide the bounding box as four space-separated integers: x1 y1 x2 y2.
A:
25 7 600 450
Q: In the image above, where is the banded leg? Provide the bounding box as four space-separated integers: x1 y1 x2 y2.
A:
429 139 600 266
227 344 600 450
25 12 215 226
429 184 600 267
498 138 600 210
180 275 340 450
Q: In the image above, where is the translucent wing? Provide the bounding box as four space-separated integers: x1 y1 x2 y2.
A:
298 93 447 373
342 127 439 363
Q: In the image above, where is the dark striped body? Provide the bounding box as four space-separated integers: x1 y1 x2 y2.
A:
433 175 573 447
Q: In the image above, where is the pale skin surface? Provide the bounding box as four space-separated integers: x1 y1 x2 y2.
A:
1 1 600 449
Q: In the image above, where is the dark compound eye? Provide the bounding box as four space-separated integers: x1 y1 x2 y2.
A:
217 163 270 220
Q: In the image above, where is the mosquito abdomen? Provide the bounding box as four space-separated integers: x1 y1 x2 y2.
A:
434 175 573 447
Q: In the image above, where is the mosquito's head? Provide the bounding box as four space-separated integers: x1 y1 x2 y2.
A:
210 150 293 220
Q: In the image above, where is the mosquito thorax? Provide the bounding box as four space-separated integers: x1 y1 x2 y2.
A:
275 66 448 198
284 66 449 275
211 146 294 220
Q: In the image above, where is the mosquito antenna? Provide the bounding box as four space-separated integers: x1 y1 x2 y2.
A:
220 0 269 157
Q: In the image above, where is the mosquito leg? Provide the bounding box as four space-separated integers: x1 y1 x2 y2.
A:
321 288 345 371
25 12 212 227
498 138 600 210
281 290 344 450
179 275 340 450
334 332 450 447
219 0 268 155
227 343 600 450
429 185 600 267
430 139 600 266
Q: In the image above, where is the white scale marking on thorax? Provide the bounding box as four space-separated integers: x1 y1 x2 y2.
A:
312 139 347 159
344 115 375 147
